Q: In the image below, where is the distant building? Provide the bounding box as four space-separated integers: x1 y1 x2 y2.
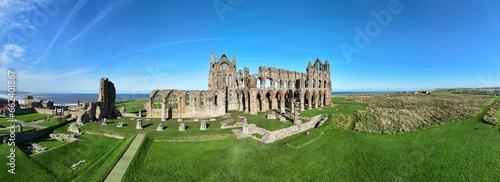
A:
24 95 54 108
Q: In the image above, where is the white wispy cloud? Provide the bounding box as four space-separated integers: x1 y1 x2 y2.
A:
43 0 87 55
66 0 122 44
0 0 39 38
111 38 224 58
0 67 97 93
0 43 25 65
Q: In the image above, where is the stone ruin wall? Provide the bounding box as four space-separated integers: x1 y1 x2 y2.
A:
259 114 329 143
145 89 226 121
77 78 120 123
146 53 333 119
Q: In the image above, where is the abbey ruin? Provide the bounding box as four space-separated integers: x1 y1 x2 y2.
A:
145 52 332 120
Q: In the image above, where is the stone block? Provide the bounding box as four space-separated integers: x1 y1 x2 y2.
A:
200 121 207 130
179 123 186 131
136 119 143 129
156 123 164 131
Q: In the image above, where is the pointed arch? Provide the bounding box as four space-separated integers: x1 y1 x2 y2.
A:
185 91 191 106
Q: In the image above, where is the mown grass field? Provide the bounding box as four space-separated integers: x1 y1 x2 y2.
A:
0 123 135 182
2 93 499 181
37 118 59 127
116 99 149 114
123 94 500 181
0 126 37 135
14 113 50 122
80 109 295 136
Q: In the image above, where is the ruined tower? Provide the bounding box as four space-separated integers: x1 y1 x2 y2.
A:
208 52 237 90
96 78 118 118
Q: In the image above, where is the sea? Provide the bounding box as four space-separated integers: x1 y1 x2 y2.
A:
0 93 150 106
0 91 405 106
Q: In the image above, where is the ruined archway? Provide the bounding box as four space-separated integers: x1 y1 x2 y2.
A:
185 91 190 106
153 92 163 109
200 91 205 107
304 90 310 109
266 91 272 111
256 93 263 112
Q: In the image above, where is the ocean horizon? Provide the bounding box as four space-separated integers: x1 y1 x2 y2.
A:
0 93 150 106
0 91 409 106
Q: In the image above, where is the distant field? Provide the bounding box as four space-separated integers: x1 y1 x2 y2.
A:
348 93 494 134
14 113 51 122
116 99 149 114
37 118 60 127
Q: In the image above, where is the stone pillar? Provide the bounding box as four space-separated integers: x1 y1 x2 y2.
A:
156 123 164 131
294 102 302 124
300 98 305 111
245 94 250 113
250 92 257 115
136 119 143 129
161 102 166 121
314 95 319 108
272 98 278 111
200 121 207 130
280 100 285 114
291 98 295 114
179 123 186 131
320 94 324 107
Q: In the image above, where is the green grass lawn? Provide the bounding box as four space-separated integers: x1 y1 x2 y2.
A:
122 95 500 181
0 144 58 181
116 99 148 114
28 134 133 181
2 94 500 181
37 118 60 127
0 125 37 135
0 121 134 182
124 113 500 181
0 117 18 127
19 135 67 155
14 113 51 122
232 110 295 131
301 97 366 118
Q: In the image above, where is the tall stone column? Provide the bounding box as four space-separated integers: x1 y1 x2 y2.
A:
161 102 166 121
314 95 319 108
245 94 250 113
320 94 324 107
300 97 305 111
280 100 285 113
250 92 257 115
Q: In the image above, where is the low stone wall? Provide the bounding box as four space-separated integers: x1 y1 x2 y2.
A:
11 108 36 115
34 108 54 115
121 112 139 118
0 119 73 144
259 114 328 143
34 108 79 117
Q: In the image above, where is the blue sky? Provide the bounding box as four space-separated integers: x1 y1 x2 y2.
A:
0 0 499 93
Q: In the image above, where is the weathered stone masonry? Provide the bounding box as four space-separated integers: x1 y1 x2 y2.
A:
146 52 332 120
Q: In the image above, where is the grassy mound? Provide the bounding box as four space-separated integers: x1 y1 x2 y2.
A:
350 93 493 134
